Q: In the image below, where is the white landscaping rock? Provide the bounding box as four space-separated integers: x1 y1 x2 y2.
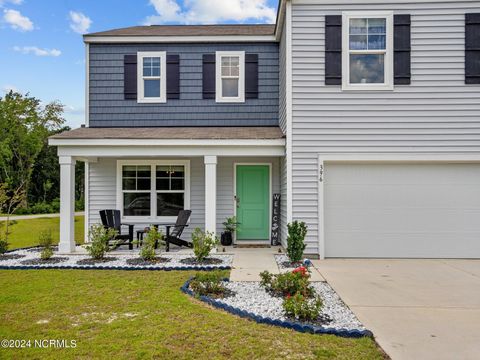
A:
216 281 365 331
0 247 233 269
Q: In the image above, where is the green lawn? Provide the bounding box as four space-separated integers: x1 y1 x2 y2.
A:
0 270 385 359
0 216 84 249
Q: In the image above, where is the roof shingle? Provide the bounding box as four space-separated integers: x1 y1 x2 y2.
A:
50 127 285 140
85 24 275 37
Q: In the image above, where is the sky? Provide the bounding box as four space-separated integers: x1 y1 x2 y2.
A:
0 0 279 128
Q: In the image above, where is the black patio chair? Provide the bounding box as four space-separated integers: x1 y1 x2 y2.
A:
164 210 192 252
99 209 134 250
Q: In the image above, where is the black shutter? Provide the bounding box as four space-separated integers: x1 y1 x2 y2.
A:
466 13 480 84
124 55 137 100
394 14 411 85
202 54 216 99
167 54 180 99
245 54 259 99
325 15 342 85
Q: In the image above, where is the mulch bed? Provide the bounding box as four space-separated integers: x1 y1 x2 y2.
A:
0 254 26 261
76 257 119 265
125 257 171 266
20 257 69 265
180 257 224 265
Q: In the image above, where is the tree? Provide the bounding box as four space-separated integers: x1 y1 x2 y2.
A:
0 91 64 239
28 126 85 210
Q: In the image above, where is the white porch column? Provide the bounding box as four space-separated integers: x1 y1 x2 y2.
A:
59 156 76 253
204 156 217 236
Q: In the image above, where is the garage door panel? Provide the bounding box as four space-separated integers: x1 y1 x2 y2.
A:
327 184 480 209
324 163 480 258
326 208 480 232
325 231 480 258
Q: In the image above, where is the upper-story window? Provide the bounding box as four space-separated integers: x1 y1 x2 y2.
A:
137 51 167 103
216 51 245 102
342 12 393 90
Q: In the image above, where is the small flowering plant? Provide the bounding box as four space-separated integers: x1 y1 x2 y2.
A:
260 267 314 298
260 266 322 322
292 266 309 277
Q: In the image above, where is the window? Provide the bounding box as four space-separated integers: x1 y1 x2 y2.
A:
342 12 393 90
117 160 190 221
216 51 245 102
156 165 185 217
137 51 166 103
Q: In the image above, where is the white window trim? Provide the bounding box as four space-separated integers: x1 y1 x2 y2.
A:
137 51 167 103
215 51 245 103
342 11 394 91
116 160 190 223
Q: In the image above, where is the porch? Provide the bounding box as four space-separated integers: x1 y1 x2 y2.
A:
48 127 286 253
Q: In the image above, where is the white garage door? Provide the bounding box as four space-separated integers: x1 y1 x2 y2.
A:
324 163 480 258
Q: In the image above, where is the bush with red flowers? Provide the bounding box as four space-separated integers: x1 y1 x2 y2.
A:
260 266 322 321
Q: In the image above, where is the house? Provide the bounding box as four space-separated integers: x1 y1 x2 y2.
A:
50 0 480 259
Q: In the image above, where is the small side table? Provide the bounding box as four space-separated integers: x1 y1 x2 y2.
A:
136 226 163 249
136 230 146 248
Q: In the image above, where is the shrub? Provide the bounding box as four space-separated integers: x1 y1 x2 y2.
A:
260 268 314 298
222 216 238 233
38 229 54 260
140 227 163 261
0 239 8 255
286 221 308 263
14 200 61 215
189 271 227 297
192 228 219 262
85 224 117 260
283 292 323 321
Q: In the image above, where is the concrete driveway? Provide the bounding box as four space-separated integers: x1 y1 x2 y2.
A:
314 259 480 360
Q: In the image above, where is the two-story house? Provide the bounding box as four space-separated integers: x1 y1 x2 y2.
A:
50 0 480 259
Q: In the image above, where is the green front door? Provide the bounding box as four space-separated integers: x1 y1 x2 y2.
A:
236 165 270 241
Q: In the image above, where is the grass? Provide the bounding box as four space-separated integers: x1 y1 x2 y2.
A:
0 270 385 360
0 216 84 249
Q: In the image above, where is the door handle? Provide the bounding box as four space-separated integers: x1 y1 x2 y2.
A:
234 196 240 208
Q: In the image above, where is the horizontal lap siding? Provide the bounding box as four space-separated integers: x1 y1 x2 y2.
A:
279 20 288 134
88 158 204 239
89 43 279 127
87 157 281 240
280 157 288 247
291 0 480 255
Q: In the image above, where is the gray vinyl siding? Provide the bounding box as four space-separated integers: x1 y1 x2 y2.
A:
279 19 288 134
89 43 279 127
280 157 288 247
88 156 281 240
290 0 480 255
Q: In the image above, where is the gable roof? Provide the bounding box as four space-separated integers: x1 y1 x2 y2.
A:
85 24 276 37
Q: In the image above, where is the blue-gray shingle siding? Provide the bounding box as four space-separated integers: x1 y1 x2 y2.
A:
88 43 279 127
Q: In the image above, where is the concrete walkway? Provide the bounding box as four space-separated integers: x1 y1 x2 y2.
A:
314 259 480 360
0 212 84 221
228 247 325 281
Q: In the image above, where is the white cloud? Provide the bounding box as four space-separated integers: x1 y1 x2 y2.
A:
2 84 19 93
0 0 24 6
64 105 85 115
69 11 91 34
14 46 61 57
3 8 33 31
144 0 276 25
